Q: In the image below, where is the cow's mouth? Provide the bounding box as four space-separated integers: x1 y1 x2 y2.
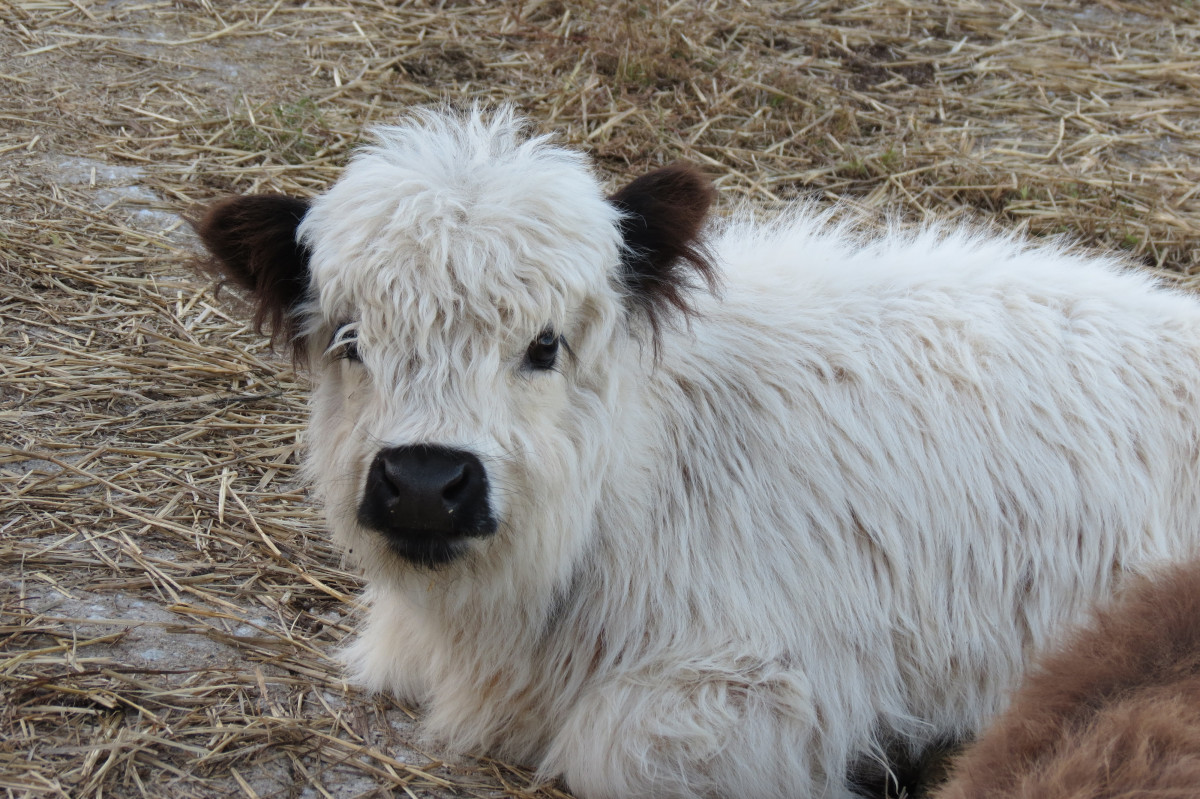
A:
377 528 472 567
370 521 497 568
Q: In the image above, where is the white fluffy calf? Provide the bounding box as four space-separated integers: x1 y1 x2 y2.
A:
197 108 1200 799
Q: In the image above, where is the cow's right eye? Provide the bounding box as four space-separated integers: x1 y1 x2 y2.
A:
328 323 361 363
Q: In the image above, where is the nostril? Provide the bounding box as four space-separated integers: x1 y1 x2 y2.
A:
442 463 470 506
376 452 404 495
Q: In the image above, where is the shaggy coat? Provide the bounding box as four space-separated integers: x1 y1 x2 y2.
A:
935 560 1200 798
195 109 1200 799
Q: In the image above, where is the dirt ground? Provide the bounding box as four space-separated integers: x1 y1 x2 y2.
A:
3 1 1200 798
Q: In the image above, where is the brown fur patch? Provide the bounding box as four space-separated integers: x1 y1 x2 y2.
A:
192 194 311 358
935 560 1200 798
608 163 717 344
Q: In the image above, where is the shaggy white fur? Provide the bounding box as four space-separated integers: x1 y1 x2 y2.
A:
199 108 1200 799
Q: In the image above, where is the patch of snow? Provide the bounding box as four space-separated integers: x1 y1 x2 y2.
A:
42 157 185 236
50 156 145 186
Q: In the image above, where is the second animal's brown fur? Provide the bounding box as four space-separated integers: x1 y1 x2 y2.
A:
935 561 1200 798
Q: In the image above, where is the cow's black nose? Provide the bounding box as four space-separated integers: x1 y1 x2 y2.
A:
358 445 495 566
368 444 487 530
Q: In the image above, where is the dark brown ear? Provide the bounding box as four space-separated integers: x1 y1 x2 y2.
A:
193 194 311 357
609 163 717 341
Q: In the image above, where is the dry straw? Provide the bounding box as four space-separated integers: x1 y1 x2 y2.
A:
3 1 1199 797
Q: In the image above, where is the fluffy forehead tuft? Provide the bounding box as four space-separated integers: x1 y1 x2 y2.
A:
297 107 624 353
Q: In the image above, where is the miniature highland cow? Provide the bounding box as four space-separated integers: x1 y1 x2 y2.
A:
936 559 1200 798
196 108 1200 798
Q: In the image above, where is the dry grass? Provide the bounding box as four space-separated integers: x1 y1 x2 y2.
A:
3 1 1200 797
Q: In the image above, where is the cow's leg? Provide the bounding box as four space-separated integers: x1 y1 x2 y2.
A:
542 665 859 799
341 592 431 706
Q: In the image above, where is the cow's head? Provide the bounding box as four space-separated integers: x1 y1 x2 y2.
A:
195 109 714 588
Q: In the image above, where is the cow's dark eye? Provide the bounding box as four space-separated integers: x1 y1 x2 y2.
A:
526 328 560 371
329 323 361 363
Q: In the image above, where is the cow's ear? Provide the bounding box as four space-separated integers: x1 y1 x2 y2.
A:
609 163 717 339
193 194 311 358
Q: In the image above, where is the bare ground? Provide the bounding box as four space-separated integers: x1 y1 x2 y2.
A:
3 1 1200 797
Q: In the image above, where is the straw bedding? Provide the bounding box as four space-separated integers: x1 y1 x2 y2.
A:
3 1 1199 796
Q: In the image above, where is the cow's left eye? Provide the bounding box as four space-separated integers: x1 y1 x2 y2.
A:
526 328 560 371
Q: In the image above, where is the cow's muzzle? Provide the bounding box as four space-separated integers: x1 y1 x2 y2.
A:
358 444 497 567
